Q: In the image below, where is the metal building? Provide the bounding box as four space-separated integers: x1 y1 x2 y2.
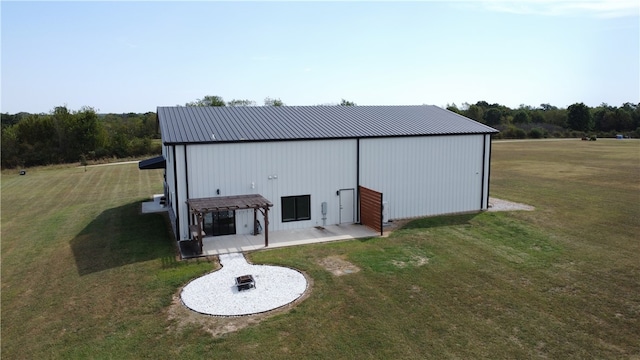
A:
141 105 498 252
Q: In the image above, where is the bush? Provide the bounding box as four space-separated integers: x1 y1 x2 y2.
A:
551 131 564 138
129 137 151 157
528 128 545 139
569 131 583 138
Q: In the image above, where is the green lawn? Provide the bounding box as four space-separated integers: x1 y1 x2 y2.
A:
1 139 639 359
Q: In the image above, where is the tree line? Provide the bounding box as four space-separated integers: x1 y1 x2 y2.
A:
447 101 640 139
2 97 638 169
1 107 159 168
182 95 355 107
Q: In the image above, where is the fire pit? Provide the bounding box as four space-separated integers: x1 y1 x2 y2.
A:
235 275 255 291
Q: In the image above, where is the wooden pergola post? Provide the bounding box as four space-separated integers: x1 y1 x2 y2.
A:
196 212 203 253
264 205 269 247
253 208 258 236
258 206 269 247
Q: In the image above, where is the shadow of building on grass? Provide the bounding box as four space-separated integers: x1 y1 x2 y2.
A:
70 201 177 276
400 212 481 230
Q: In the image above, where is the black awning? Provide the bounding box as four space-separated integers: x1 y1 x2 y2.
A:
138 155 165 170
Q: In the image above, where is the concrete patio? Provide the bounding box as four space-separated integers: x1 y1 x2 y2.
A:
141 195 380 257
198 223 379 256
141 194 167 214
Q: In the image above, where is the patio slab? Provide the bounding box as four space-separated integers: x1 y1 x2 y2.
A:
141 194 168 214
196 223 379 256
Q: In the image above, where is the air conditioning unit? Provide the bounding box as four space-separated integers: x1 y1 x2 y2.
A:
382 201 390 223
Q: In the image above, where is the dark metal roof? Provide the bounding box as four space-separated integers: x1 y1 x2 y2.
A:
157 105 498 145
138 155 165 170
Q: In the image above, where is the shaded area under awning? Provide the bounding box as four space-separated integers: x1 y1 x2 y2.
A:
186 194 273 255
138 155 165 170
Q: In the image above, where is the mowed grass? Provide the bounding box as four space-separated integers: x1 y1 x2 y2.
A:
2 140 639 359
1 164 214 358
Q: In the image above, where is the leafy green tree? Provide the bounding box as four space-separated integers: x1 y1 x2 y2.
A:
186 95 226 107
45 106 104 162
264 97 284 106
623 102 639 121
593 105 613 132
513 110 531 124
339 99 356 106
140 112 159 138
539 103 557 111
228 99 256 106
528 128 546 138
543 108 567 127
14 114 58 165
109 129 131 158
1 125 21 167
1 112 28 129
475 101 490 109
68 107 103 161
530 111 545 123
446 103 461 114
465 104 484 123
51 106 73 160
483 108 502 126
608 108 633 131
567 102 593 132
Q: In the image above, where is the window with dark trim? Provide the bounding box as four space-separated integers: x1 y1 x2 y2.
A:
281 195 311 222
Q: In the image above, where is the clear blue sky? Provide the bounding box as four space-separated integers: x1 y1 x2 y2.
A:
2 1 638 114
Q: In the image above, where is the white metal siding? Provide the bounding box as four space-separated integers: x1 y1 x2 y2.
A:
163 145 178 238
359 135 485 219
175 145 189 240
184 139 357 236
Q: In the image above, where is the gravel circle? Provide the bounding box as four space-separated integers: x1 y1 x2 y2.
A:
180 253 308 316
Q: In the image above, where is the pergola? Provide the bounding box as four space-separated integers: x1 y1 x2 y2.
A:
185 194 273 254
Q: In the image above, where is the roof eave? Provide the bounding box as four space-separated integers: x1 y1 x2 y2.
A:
162 131 499 146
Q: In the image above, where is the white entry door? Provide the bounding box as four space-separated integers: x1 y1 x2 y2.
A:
339 189 355 224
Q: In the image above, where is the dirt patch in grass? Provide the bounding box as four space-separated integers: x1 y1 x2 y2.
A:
391 255 429 268
317 255 360 276
166 266 314 338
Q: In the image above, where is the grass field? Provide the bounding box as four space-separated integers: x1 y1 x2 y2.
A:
1 139 639 359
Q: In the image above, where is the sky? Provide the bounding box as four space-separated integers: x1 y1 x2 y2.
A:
1 0 638 114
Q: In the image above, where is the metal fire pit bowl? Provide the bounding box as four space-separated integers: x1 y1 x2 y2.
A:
235 275 255 291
